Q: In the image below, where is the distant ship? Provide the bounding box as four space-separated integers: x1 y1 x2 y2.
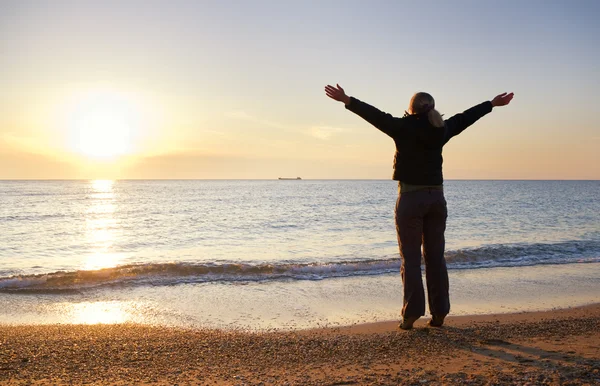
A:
278 177 302 180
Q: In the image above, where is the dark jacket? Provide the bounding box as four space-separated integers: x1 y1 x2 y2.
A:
345 97 493 185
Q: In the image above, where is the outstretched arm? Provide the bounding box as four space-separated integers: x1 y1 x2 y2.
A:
444 92 514 143
324 84 400 137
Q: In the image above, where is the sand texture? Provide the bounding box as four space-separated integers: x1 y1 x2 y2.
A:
1 305 599 385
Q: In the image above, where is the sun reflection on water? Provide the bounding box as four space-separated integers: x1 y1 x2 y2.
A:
91 179 115 192
69 301 130 324
84 180 123 270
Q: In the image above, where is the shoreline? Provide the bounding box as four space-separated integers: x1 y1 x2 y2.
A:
3 262 598 330
314 302 600 335
1 304 599 385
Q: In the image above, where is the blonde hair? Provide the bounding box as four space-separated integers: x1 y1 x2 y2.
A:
408 92 444 128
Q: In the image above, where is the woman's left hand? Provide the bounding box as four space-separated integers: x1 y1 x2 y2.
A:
491 92 514 107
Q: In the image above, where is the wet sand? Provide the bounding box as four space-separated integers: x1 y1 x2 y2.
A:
1 304 599 385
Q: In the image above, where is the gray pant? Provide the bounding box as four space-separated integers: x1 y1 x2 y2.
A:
395 189 450 318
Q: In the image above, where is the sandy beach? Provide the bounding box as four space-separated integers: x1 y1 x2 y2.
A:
1 304 599 385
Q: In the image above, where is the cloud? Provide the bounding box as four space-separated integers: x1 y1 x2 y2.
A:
228 111 255 121
200 129 229 137
123 151 389 179
0 150 78 179
228 110 296 132
228 110 350 141
309 125 344 140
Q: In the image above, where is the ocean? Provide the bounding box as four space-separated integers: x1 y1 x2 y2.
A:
1 180 599 329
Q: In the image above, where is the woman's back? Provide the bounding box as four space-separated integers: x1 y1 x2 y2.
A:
392 113 445 185
344 96 494 184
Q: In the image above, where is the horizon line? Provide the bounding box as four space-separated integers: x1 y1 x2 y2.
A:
1 178 598 182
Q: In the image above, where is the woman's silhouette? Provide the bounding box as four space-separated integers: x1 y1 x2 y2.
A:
325 84 513 329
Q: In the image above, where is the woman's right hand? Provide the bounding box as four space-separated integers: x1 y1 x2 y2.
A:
325 84 351 105
491 92 514 107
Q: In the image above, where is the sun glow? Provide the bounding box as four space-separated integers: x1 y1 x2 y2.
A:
67 89 141 160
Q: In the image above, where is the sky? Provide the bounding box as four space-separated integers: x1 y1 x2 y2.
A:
1 0 598 179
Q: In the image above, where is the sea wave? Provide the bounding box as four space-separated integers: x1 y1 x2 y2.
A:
0 213 67 222
1 240 599 293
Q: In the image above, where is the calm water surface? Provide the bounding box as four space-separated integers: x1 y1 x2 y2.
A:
1 180 598 328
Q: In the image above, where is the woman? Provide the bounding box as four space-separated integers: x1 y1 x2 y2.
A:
325 84 513 329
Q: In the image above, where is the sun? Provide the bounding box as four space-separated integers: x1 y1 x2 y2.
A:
67 89 140 159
